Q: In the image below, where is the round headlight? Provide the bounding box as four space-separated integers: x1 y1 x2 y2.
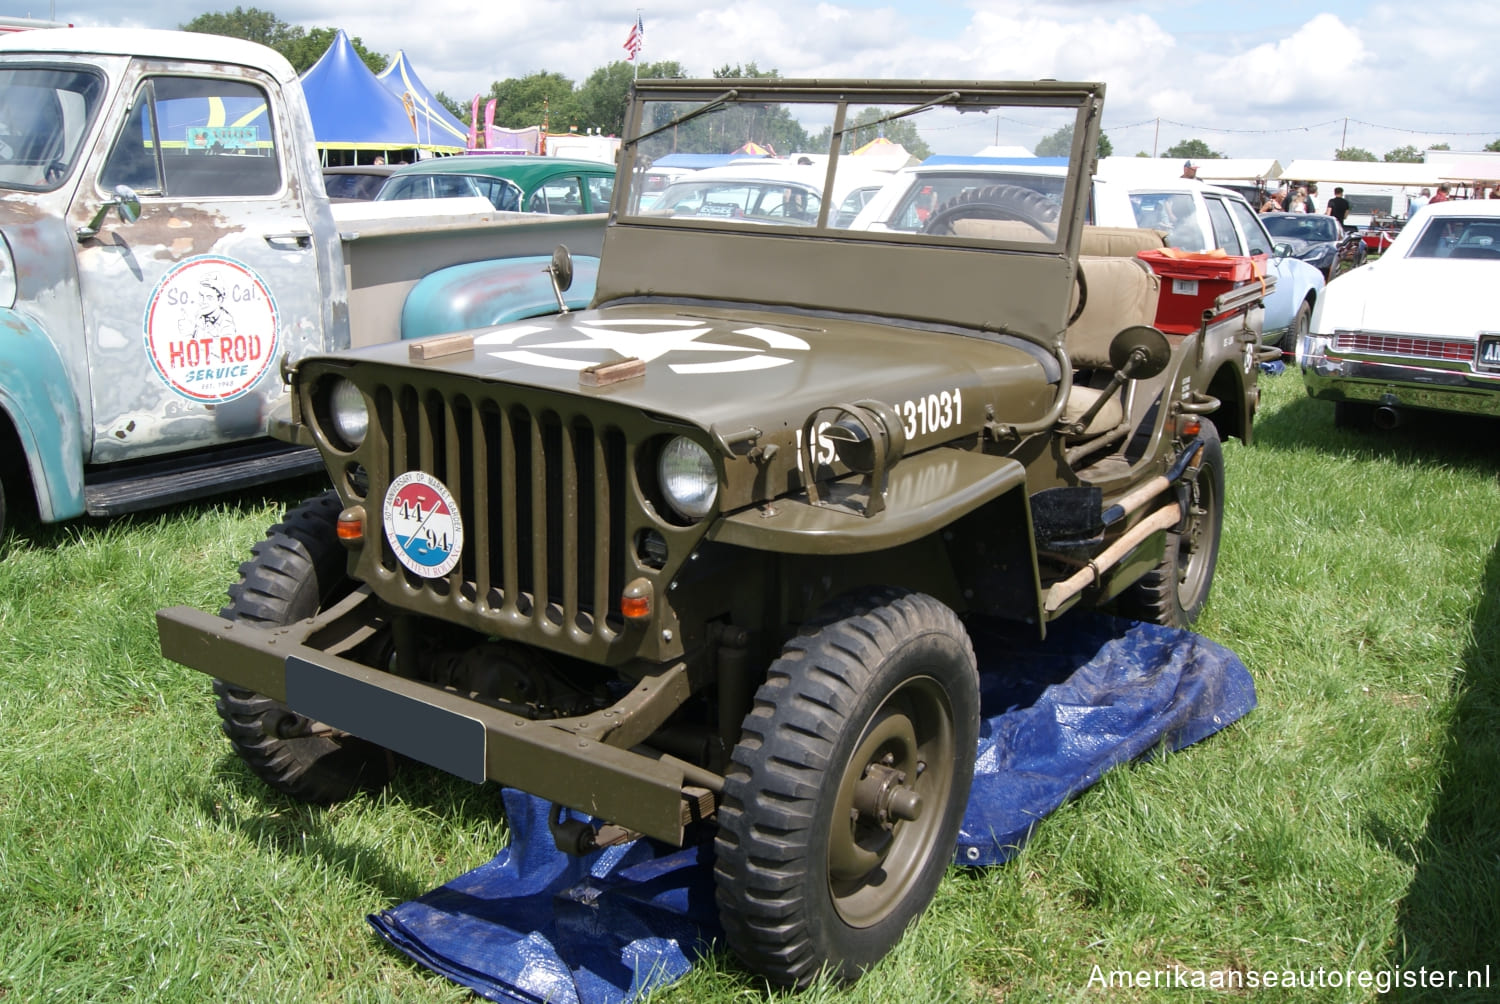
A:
657 436 717 521
327 377 368 449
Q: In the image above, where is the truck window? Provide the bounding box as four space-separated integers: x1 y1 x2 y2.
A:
101 76 280 198
0 66 104 191
1225 197 1273 257
1203 196 1243 255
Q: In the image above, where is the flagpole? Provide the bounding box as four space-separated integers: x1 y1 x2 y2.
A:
634 8 642 81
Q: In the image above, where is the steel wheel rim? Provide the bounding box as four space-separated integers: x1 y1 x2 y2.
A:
827 675 955 928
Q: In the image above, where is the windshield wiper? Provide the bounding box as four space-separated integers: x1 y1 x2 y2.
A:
632 89 740 147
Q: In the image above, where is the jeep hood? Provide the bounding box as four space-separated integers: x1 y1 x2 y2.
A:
348 303 1059 446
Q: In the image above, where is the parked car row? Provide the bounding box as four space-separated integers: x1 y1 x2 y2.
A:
322 155 615 214
851 160 1327 354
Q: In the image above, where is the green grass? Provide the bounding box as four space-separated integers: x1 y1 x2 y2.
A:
2 374 1497 1002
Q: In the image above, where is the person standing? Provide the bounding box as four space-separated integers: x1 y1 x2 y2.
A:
1430 183 1451 204
1325 186 1350 224
1408 188 1430 219
1304 184 1318 213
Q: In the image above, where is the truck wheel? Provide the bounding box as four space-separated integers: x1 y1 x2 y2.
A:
714 587 979 986
1279 301 1311 356
212 491 394 803
1118 422 1223 628
922 183 1060 240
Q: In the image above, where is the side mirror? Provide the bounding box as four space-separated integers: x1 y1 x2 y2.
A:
76 185 142 242
115 185 141 224
546 244 574 314
1272 241 1292 259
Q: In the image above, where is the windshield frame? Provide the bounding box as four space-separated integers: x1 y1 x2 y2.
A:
615 79 1098 257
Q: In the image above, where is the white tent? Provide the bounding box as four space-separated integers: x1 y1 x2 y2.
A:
1097 157 1283 183
1279 160 1443 186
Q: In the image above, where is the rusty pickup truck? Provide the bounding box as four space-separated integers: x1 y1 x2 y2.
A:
0 27 604 540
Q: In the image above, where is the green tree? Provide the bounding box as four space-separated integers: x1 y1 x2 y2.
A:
179 6 297 49
1430 142 1450 151
1486 139 1500 152
484 71 582 130
807 107 932 160
435 91 467 124
1335 146 1378 161
1163 138 1223 160
1384 145 1423 163
713 61 780 79
574 60 686 137
1034 122 1111 158
635 62 810 155
180 8 387 74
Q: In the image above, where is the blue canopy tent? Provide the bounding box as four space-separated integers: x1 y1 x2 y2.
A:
299 29 463 155
376 50 469 151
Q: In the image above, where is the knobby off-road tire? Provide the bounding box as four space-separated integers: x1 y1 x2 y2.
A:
922 183 1060 241
714 587 980 987
1118 421 1224 629
213 491 394 803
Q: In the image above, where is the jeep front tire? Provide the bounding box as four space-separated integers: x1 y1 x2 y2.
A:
713 587 980 986
212 491 394 803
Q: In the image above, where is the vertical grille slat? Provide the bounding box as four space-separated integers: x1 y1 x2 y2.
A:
470 404 490 603
529 413 549 623
561 420 580 627
592 432 612 635
371 378 627 647
499 405 519 610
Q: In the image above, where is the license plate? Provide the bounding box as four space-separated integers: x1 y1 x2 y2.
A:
285 656 488 783
1478 335 1500 372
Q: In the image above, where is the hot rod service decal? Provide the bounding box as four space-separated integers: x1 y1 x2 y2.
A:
143 255 280 403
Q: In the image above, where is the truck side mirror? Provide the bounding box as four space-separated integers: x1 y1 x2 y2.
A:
76 185 142 242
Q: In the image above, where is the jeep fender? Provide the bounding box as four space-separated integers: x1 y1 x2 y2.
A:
0 308 86 522
710 449 1030 554
399 255 601 341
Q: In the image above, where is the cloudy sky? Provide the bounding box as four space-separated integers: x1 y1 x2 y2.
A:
25 0 1500 162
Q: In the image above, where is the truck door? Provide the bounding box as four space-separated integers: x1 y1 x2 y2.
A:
71 64 327 465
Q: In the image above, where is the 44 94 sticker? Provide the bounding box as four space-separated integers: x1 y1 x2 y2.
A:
383 472 464 578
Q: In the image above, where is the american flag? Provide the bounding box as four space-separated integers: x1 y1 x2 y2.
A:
623 13 644 61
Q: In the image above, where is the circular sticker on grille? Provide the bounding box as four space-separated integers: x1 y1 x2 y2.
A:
383 472 463 578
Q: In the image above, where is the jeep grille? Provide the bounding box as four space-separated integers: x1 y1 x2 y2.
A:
366 379 632 650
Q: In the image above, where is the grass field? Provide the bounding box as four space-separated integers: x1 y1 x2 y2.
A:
1 371 1496 1002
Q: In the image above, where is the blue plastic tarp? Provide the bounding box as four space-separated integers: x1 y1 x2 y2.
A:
369 614 1255 1003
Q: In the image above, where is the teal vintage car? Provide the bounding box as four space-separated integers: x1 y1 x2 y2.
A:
375 154 615 214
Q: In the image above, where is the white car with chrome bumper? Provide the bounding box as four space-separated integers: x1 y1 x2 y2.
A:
1298 200 1500 429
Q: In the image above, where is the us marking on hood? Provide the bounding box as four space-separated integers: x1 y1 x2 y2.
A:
473 319 810 375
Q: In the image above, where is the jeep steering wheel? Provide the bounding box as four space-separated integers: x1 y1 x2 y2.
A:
921 183 1060 241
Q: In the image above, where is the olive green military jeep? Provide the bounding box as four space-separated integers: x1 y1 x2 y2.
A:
158 79 1267 987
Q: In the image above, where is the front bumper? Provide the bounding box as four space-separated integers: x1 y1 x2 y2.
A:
1297 332 1500 417
157 595 702 844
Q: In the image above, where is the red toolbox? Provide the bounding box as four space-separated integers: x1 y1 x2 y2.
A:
1137 249 1267 334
